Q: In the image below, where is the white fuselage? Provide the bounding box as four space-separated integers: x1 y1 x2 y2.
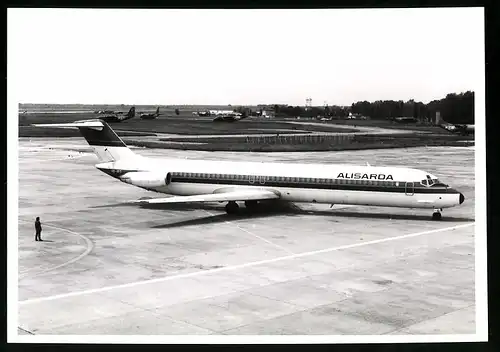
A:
98 155 463 210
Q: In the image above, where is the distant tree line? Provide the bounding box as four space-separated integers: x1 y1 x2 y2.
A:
269 91 474 124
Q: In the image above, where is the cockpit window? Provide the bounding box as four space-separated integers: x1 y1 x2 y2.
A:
430 179 448 187
421 177 448 187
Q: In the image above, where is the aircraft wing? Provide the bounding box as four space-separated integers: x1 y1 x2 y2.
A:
131 189 280 205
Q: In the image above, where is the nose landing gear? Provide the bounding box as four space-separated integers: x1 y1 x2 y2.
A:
432 209 442 221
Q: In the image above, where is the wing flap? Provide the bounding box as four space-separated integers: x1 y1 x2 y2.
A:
132 189 280 205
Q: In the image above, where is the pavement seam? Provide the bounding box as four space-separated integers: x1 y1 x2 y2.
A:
99 294 219 335
202 209 296 255
217 250 476 334
383 303 476 335
19 222 475 305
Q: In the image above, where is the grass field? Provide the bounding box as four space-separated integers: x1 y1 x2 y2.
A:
18 104 473 152
19 112 359 136
122 135 472 152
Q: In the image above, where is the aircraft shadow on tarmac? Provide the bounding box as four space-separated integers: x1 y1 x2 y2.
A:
91 202 474 229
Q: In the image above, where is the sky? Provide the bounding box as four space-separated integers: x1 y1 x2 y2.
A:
8 8 484 106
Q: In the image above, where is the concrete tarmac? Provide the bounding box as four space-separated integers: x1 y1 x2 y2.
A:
17 139 476 336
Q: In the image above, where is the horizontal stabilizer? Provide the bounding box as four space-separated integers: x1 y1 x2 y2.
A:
32 120 104 130
131 189 280 205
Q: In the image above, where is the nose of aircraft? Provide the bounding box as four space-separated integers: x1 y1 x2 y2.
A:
459 193 465 204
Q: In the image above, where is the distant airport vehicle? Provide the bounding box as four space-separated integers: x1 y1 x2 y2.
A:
347 113 368 120
196 110 211 116
33 119 465 220
435 114 474 136
99 107 135 123
140 107 160 120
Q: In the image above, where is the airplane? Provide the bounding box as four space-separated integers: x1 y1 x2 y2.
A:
213 113 246 122
99 106 136 123
32 119 465 220
140 107 160 120
435 114 474 136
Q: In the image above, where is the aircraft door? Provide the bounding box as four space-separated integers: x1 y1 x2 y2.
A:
405 182 414 196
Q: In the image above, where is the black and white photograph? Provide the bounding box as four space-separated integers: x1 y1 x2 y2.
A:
7 7 487 343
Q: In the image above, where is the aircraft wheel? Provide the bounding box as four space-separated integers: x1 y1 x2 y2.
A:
432 211 442 221
225 201 239 214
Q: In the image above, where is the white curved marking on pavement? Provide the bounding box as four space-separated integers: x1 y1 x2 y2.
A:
18 220 94 280
19 222 474 305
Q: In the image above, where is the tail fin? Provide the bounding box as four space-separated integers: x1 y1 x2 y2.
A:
127 106 136 119
155 107 159 115
32 119 139 163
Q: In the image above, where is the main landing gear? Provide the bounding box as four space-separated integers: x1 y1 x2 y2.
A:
225 200 260 214
225 201 239 214
432 209 442 221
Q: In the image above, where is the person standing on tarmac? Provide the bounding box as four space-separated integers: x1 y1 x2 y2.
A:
35 217 42 241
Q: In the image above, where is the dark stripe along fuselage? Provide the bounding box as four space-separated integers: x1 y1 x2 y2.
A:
97 168 460 195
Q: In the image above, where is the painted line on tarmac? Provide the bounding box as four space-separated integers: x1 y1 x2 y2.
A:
233 223 296 255
19 222 474 305
18 221 94 280
202 209 296 255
